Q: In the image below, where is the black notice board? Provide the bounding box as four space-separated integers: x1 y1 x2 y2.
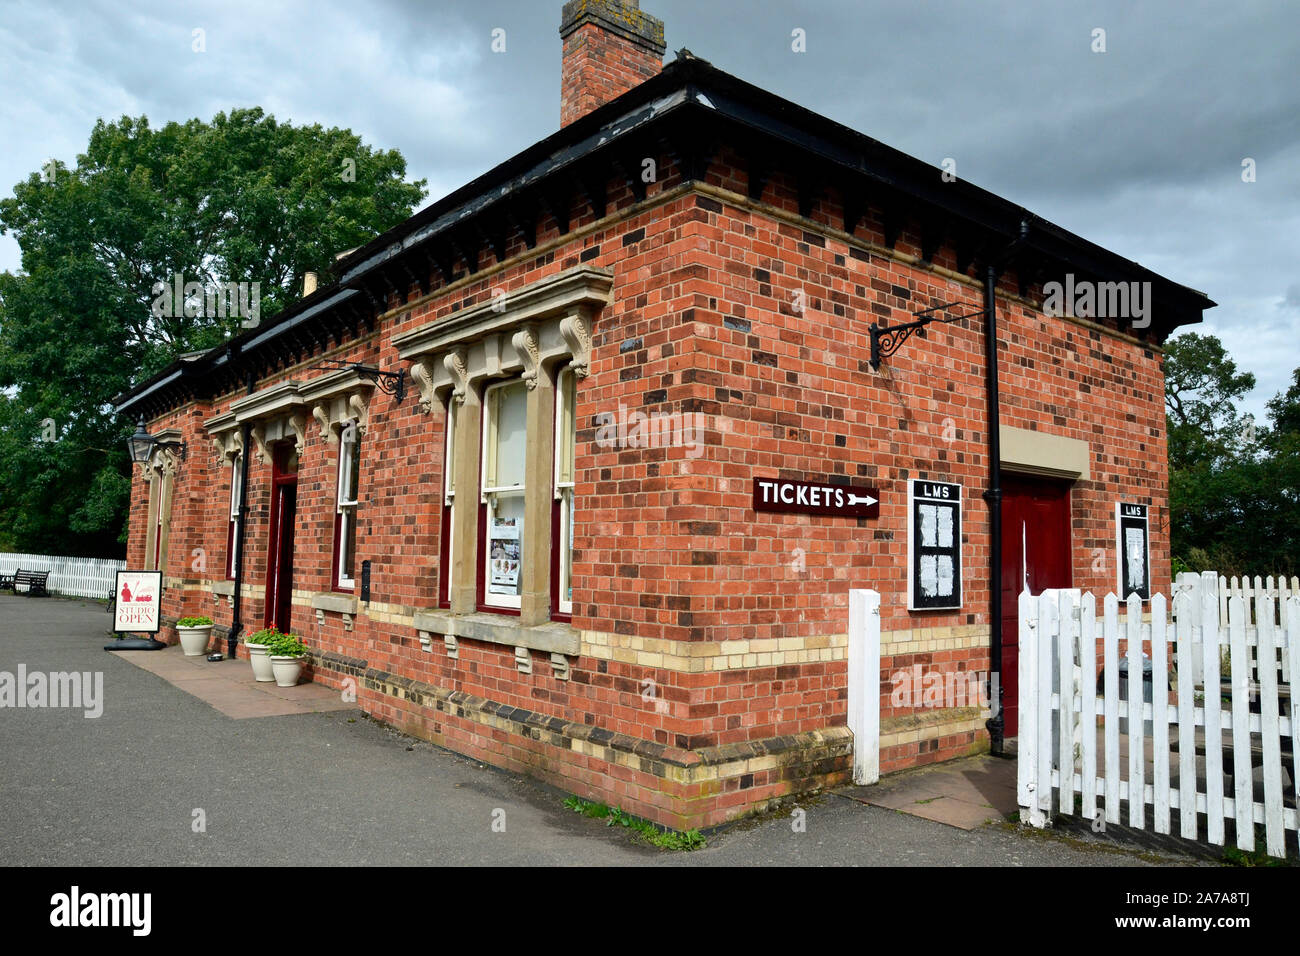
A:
1116 502 1150 600
909 480 962 611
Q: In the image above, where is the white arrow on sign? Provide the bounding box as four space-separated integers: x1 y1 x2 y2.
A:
847 493 877 507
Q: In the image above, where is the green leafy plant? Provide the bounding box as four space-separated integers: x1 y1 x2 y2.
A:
263 631 307 658
176 616 214 627
563 796 705 851
247 626 283 646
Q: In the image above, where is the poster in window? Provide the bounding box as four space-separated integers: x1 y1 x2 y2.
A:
488 517 521 595
1116 502 1150 600
908 479 962 611
113 570 163 633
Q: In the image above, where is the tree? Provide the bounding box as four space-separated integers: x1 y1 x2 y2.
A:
1165 332 1299 576
0 109 427 556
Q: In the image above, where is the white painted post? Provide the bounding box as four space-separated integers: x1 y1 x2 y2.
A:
848 588 881 786
1080 591 1098 823
1058 590 1077 814
1203 580 1225 845
1018 589 1047 827
1103 593 1121 825
1037 591 1057 817
1175 592 1198 840
1229 596 1253 851
1151 593 1171 835
1258 595 1284 858
1126 592 1146 828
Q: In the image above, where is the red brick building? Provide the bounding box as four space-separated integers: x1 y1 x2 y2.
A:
115 0 1213 830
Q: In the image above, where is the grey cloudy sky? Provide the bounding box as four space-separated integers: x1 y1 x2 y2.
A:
1 0 1296 420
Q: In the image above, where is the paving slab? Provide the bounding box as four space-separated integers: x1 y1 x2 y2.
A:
843 753 1019 830
112 645 355 719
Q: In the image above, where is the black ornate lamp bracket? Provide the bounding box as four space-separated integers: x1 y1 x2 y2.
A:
869 301 985 371
312 360 406 404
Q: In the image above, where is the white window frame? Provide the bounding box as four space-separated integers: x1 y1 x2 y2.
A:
555 368 576 615
226 454 242 579
443 398 457 602
335 422 360 590
481 378 527 610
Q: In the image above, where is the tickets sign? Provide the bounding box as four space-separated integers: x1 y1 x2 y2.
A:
752 478 879 519
113 571 163 633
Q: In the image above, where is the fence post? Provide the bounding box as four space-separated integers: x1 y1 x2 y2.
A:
1018 588 1048 827
848 588 881 786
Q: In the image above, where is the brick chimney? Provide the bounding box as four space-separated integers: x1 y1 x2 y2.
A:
559 0 666 127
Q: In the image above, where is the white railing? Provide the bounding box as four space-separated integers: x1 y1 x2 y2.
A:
0 552 125 600
1018 586 1300 859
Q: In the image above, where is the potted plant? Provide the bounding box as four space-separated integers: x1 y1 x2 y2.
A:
176 616 215 657
246 626 281 683
264 630 309 687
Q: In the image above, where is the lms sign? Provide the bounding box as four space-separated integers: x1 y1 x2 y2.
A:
113 571 163 634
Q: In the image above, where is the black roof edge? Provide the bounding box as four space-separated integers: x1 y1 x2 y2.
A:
115 52 1213 418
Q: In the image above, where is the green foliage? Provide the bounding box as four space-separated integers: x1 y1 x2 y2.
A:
177 616 213 627
563 796 706 850
1166 333 1299 576
246 626 283 647
263 630 308 658
0 109 427 556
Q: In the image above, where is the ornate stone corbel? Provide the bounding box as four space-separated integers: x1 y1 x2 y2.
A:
559 310 593 378
410 359 436 414
443 349 469 405
288 413 308 451
511 326 540 389
347 392 369 436
249 424 270 464
312 403 334 444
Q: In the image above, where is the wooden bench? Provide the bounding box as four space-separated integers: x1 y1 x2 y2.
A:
14 569 51 596
0 572 13 592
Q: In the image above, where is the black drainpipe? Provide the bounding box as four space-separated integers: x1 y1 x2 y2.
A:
228 370 255 658
984 219 1031 757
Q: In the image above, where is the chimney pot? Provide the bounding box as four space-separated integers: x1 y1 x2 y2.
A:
303 272 318 297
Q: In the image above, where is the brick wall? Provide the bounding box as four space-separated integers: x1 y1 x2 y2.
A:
126 140 1172 828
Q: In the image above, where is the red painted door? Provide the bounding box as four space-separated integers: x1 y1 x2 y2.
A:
265 445 299 633
1000 475 1073 737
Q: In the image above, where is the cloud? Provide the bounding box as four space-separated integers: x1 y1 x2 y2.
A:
1 0 1295 416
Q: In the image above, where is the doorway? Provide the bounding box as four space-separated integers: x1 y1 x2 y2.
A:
265 444 299 633
1000 474 1073 737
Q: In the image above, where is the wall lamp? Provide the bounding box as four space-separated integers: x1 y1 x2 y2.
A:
127 419 187 464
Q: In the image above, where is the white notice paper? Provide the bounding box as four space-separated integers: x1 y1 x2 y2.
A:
937 555 954 597
920 505 938 548
937 506 954 549
1125 526 1146 589
919 555 938 597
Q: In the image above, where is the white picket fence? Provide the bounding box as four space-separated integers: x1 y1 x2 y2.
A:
1019 585 1300 858
1172 571 1299 687
0 552 124 599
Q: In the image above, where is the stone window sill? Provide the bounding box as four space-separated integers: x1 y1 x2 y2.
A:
312 592 358 631
412 609 578 678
